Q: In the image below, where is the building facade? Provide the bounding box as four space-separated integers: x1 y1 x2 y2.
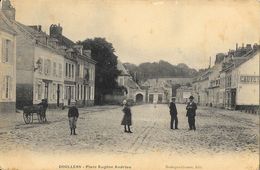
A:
117 61 145 103
192 70 210 106
142 79 172 104
0 10 16 113
13 23 66 109
176 86 192 104
193 43 259 112
222 48 259 110
49 24 96 107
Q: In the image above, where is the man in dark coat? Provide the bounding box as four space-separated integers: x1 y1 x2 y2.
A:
121 100 132 133
68 103 79 135
169 97 178 129
186 96 197 131
38 98 48 122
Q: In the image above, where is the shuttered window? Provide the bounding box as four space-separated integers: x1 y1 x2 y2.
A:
53 62 57 77
1 76 12 99
58 63 62 78
1 39 13 63
37 83 42 100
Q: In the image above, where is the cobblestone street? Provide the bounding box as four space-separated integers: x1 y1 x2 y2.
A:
0 104 258 156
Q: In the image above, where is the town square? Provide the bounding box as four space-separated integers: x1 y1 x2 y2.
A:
0 0 259 170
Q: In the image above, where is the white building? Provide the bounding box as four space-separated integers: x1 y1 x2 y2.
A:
0 10 16 113
223 49 259 110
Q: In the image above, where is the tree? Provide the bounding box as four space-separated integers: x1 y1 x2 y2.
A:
79 38 120 105
124 60 200 82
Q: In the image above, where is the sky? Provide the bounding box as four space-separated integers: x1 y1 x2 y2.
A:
10 0 260 70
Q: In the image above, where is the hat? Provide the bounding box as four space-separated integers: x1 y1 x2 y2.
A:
189 96 194 99
123 100 127 105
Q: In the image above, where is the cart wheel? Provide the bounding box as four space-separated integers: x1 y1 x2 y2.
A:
37 112 43 123
23 112 32 124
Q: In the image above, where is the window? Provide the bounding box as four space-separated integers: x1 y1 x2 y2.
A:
72 64 74 78
58 63 62 78
80 85 83 100
44 59 51 75
2 76 11 99
38 58 43 74
37 83 42 100
77 84 80 100
1 39 12 63
66 63 68 77
69 64 71 78
53 62 57 77
5 76 9 98
88 87 91 99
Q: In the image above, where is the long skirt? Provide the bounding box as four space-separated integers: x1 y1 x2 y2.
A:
121 113 132 126
69 117 78 129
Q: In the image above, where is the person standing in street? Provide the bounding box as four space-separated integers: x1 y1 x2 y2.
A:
169 97 178 130
186 96 197 131
68 103 79 135
38 98 48 122
121 100 133 133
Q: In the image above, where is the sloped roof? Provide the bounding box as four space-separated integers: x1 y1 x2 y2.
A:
117 60 130 76
56 34 75 48
222 48 259 72
126 78 140 89
0 12 16 35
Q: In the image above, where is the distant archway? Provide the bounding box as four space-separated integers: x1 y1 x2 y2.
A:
136 93 144 103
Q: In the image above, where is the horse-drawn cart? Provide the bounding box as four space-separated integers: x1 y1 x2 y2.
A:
23 105 47 124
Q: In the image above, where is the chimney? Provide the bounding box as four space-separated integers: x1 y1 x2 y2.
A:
2 0 15 20
236 43 238 50
246 44 252 51
50 24 63 39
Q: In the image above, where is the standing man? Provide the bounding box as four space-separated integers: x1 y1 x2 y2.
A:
38 98 48 122
186 96 197 131
169 97 178 130
68 103 79 135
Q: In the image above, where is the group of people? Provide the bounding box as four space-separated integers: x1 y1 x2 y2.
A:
121 95 198 133
38 99 79 135
38 95 197 136
169 95 197 131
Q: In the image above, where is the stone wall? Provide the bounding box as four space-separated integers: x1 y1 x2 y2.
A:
0 102 16 113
